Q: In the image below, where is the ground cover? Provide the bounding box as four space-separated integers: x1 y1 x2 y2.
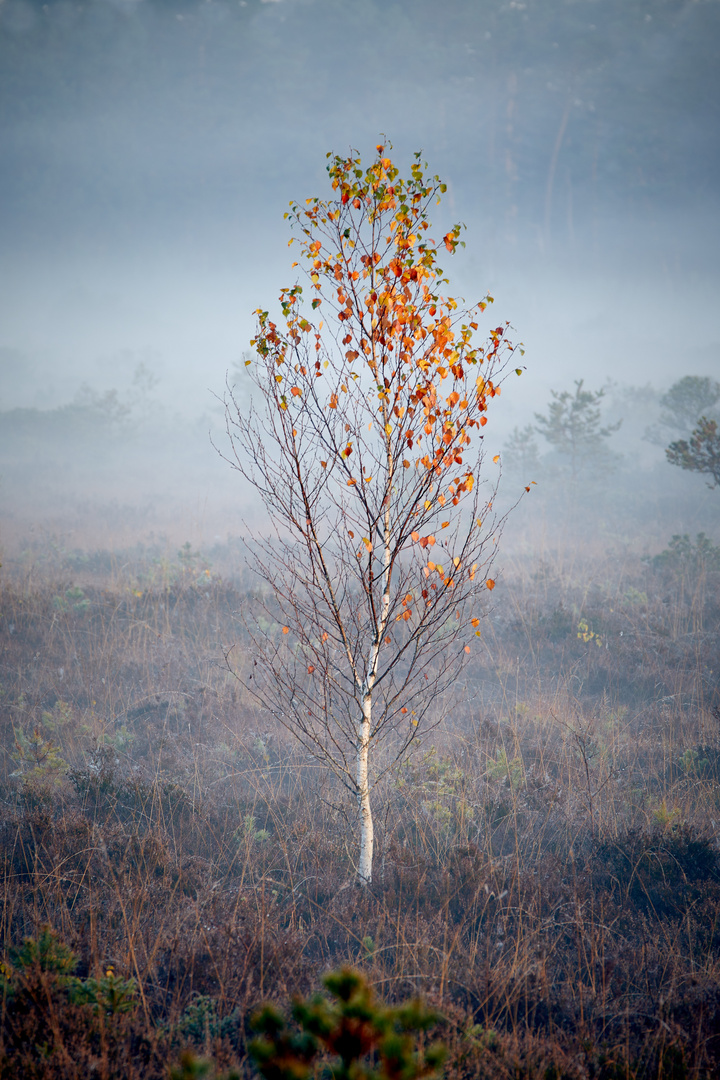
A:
0 532 719 1078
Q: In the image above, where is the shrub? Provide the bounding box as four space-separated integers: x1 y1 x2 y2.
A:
249 968 445 1080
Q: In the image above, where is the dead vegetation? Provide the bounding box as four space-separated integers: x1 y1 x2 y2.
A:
1 532 719 1078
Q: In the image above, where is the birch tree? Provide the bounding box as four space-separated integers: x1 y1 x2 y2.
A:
224 145 524 884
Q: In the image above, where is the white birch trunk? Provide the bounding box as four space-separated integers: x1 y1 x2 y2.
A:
353 366 392 886
356 692 374 884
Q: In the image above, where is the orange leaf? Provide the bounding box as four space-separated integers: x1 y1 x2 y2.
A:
486 579 495 590
441 521 450 529
290 387 302 397
329 393 338 409
471 617 480 627
282 626 290 634
493 454 500 464
464 645 471 653
401 707 408 714
322 631 329 642
411 531 420 542
307 664 315 674
384 636 391 645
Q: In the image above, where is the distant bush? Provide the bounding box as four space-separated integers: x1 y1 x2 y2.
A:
647 532 720 573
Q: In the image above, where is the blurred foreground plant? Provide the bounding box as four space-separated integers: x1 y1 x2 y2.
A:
249 968 445 1080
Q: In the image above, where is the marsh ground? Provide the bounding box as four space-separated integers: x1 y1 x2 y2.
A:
1 501 720 1078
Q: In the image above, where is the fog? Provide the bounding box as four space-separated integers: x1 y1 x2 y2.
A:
1 0 719 557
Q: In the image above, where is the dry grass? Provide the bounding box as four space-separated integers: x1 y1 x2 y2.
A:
1 530 719 1078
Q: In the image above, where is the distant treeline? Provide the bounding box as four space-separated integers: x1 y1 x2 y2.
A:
1 0 718 245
